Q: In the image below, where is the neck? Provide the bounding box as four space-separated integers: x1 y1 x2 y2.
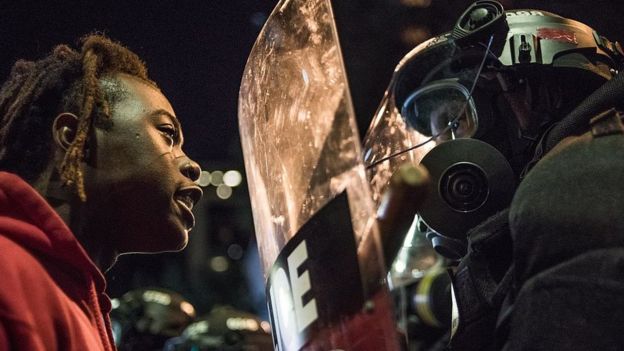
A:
44 178 118 272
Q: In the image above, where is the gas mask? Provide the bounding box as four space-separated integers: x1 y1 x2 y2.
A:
364 0 622 257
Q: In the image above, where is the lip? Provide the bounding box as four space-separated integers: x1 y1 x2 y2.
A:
176 199 196 230
174 185 203 231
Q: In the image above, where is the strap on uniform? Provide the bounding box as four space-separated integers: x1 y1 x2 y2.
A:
590 108 623 137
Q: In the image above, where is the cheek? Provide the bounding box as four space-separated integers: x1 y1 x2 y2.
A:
92 131 174 180
103 173 176 225
86 129 182 218
85 152 180 223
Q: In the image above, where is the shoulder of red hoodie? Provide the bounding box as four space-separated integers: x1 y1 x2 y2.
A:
0 172 115 351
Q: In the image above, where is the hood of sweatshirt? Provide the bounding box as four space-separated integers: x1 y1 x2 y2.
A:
0 171 114 350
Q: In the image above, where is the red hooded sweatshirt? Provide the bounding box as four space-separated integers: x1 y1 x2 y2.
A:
0 172 115 351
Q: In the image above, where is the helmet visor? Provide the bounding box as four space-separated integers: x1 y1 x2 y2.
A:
363 36 482 206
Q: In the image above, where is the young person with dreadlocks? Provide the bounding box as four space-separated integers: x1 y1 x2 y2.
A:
0 34 203 350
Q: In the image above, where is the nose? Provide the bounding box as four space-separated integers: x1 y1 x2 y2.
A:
179 157 202 182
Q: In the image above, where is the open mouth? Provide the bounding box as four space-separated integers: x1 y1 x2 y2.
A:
177 193 196 211
175 186 203 230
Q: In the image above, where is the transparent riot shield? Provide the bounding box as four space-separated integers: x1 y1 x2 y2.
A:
238 0 400 350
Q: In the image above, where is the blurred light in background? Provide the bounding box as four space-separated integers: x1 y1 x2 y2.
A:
216 184 233 199
198 171 212 187
400 24 431 47
224 170 243 187
197 170 243 200
210 256 230 272
226 317 260 331
260 321 272 333
210 170 224 186
400 0 432 8
180 301 196 316
227 244 244 260
142 289 172 305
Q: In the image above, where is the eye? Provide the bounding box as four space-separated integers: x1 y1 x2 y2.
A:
158 124 178 145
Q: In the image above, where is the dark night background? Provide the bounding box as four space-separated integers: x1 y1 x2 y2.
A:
1 0 622 320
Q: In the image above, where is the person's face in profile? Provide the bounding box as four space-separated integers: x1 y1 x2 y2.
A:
83 73 202 254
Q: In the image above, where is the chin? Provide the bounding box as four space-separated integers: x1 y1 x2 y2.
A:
120 224 190 254
166 232 189 252
152 227 189 253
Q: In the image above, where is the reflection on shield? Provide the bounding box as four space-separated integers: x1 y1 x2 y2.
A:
239 0 400 350
239 0 374 278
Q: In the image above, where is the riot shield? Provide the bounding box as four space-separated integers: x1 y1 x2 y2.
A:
238 0 400 349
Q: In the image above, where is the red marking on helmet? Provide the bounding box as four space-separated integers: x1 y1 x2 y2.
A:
537 28 578 44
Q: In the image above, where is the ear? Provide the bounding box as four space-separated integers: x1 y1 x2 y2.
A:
52 112 79 151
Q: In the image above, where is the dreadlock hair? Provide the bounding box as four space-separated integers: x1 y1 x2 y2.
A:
0 34 156 201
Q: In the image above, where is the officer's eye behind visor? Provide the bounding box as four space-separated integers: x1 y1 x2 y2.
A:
401 80 478 142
